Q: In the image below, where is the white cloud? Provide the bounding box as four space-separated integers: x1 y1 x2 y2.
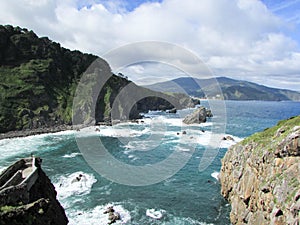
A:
0 0 299 91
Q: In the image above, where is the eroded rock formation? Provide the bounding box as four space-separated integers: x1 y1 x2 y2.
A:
220 116 300 225
183 106 212 124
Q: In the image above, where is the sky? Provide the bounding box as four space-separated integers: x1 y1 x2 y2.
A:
0 0 300 91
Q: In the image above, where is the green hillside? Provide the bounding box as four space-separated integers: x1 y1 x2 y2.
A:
0 25 195 133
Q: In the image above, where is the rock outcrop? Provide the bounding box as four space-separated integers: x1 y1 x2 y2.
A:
0 158 68 225
183 106 212 124
220 116 300 225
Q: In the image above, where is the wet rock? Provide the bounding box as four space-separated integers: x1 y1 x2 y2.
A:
183 106 207 124
167 108 177 113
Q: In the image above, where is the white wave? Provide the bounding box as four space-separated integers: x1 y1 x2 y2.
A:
62 152 82 158
0 130 75 162
0 166 6 174
174 146 192 152
78 125 151 139
98 184 112 195
146 208 165 219
68 204 131 225
219 135 243 148
128 154 135 159
161 216 214 225
176 131 242 149
124 140 162 151
211 171 220 181
54 171 97 200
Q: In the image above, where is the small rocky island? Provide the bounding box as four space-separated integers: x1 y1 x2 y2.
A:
220 116 300 225
0 157 68 225
183 106 212 124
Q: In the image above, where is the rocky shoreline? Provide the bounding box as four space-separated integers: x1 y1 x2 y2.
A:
220 116 300 225
0 124 88 140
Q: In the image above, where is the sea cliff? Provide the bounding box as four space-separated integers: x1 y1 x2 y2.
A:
220 116 300 224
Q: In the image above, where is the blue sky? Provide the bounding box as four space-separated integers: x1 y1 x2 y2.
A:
262 0 300 43
0 0 299 91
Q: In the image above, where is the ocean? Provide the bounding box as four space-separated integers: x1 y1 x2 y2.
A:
0 100 300 225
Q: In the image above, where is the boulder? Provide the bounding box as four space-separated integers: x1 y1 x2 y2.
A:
183 106 207 124
222 136 235 141
167 108 177 114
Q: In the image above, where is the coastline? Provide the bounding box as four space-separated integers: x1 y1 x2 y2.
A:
0 121 121 140
0 125 75 140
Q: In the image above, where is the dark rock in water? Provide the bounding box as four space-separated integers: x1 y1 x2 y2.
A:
104 206 115 214
206 109 213 118
106 206 121 224
182 131 187 135
0 157 68 225
167 108 177 113
183 106 207 124
222 136 235 141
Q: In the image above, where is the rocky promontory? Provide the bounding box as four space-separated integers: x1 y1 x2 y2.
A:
220 116 300 225
0 157 68 225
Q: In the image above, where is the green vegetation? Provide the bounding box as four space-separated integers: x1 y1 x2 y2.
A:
0 205 16 213
0 25 97 132
104 86 112 118
241 116 300 147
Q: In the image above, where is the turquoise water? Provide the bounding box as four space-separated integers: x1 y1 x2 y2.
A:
0 100 300 225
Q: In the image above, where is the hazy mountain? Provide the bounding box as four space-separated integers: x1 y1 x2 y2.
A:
144 77 300 101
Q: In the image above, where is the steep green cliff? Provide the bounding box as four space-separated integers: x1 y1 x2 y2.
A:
220 116 300 225
0 25 97 132
0 25 195 133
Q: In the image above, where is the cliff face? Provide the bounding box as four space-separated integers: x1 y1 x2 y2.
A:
0 25 97 132
220 116 300 225
0 25 195 133
0 158 68 225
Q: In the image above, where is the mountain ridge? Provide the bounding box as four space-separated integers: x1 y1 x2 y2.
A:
144 76 300 101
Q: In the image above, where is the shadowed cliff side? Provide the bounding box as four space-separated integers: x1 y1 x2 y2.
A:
220 116 300 225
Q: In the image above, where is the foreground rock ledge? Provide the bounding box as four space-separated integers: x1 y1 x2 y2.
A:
0 157 68 225
220 116 300 225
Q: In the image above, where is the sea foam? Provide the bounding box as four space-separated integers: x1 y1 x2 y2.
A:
67 204 131 225
54 171 97 200
211 171 220 181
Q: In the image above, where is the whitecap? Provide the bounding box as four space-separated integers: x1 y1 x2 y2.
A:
146 208 164 219
211 171 220 181
62 152 82 158
54 171 97 200
162 215 214 225
219 135 243 148
128 154 135 159
68 204 131 225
